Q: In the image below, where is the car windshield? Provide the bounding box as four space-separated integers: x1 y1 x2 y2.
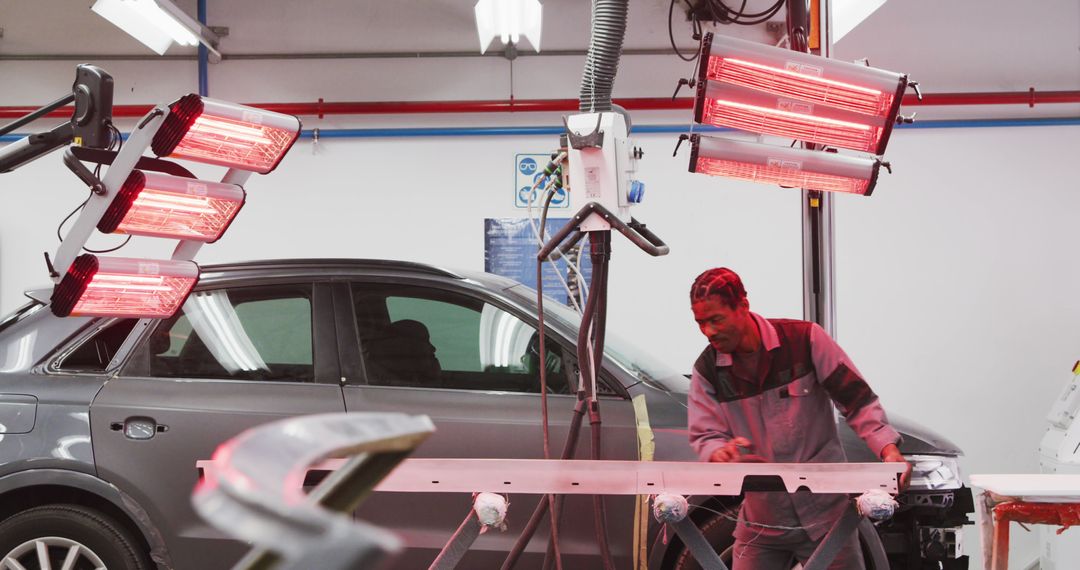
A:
506 284 690 394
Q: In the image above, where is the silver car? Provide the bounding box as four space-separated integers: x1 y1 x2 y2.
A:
0 259 972 569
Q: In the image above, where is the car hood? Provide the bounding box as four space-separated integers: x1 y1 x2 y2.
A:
883 413 963 456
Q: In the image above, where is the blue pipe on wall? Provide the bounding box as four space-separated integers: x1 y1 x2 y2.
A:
298 117 1080 139
1 118 1077 144
198 0 209 97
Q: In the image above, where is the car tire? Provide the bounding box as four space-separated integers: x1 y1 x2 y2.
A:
0 504 151 570
669 512 885 570
669 511 737 570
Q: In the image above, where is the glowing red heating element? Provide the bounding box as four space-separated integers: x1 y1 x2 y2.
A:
700 98 882 153
707 57 895 117
696 157 869 195
98 171 245 242
152 94 302 174
51 255 199 318
689 135 882 196
693 33 908 155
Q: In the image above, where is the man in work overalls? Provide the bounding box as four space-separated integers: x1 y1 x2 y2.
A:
687 267 911 569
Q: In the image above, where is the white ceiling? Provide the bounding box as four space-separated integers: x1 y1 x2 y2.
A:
0 0 1077 95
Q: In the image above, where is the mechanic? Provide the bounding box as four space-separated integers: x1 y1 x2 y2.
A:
687 267 911 569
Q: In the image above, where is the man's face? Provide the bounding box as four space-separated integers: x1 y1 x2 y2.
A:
692 297 751 353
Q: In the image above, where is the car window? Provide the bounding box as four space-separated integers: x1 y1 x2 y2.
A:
147 284 314 382
352 283 569 394
506 284 690 395
57 319 138 373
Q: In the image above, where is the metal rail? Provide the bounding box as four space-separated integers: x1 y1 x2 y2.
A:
197 458 905 496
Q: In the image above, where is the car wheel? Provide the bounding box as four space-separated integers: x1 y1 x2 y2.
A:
669 511 737 570
669 512 884 570
0 504 151 570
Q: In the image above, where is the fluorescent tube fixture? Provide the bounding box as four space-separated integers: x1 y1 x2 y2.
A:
474 0 542 54
152 95 302 174
98 171 246 242
689 135 883 196
694 33 908 154
51 255 199 318
91 0 210 56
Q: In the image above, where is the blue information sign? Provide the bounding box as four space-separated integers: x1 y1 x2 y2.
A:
484 218 593 306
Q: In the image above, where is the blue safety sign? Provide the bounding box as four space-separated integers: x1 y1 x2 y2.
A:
519 157 538 175
484 218 593 306
515 154 569 209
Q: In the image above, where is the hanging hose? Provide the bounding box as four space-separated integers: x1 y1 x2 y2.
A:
574 3 628 562
503 231 611 570
586 232 614 570
535 185 564 570
500 381 589 570
579 0 630 112
504 0 632 563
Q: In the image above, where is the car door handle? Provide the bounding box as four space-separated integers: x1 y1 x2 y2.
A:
303 469 333 490
110 416 168 440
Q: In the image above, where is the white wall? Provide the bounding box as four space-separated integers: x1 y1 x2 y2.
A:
835 124 1080 566
2 51 1078 567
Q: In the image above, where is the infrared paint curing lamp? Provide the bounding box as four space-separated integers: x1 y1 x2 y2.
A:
98 170 246 242
30 87 302 320
694 32 909 155
152 94 302 174
688 135 886 196
51 255 199 318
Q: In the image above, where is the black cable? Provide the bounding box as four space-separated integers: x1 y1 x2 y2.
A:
668 0 698 62
730 0 785 26
56 125 132 254
535 186 564 570
714 0 784 21
57 194 134 254
83 235 132 254
56 195 91 243
109 123 123 151
502 391 589 570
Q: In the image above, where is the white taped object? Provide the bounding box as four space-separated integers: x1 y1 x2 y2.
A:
856 489 898 520
652 493 689 524
473 492 508 532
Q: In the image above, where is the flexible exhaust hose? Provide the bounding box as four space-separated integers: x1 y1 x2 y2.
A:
579 0 630 112
587 232 614 570
501 251 605 570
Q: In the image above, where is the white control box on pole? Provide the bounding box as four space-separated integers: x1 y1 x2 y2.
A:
564 112 644 232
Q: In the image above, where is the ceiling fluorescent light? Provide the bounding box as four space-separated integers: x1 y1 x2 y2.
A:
475 0 542 54
92 0 209 55
694 32 907 155
689 135 883 196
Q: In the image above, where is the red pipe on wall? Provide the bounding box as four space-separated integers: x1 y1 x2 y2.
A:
1 91 1077 120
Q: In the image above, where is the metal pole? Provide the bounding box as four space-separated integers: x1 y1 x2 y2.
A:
798 0 838 337
198 0 209 96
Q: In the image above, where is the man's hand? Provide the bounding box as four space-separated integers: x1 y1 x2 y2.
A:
880 443 911 491
709 437 752 463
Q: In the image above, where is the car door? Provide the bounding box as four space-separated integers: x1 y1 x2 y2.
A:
335 280 639 569
90 280 345 570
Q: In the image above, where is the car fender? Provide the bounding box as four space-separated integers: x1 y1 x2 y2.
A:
0 468 173 570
